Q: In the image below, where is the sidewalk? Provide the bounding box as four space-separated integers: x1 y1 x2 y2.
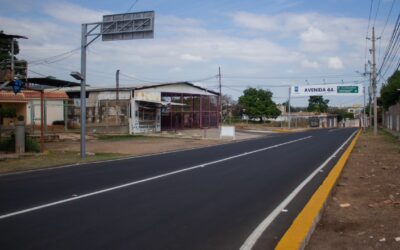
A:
306 130 400 249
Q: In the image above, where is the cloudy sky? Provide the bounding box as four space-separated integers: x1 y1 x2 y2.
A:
0 0 397 106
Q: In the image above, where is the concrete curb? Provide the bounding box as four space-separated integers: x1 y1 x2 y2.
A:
275 129 362 250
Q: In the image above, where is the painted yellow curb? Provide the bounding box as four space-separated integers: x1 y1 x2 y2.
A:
275 129 362 250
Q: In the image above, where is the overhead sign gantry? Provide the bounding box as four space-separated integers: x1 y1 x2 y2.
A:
290 83 363 97
74 11 155 158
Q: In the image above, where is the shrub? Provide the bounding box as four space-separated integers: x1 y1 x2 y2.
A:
25 137 40 152
0 134 40 153
52 120 65 125
0 135 15 152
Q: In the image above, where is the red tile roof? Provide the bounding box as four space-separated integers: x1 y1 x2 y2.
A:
0 90 68 102
23 90 68 99
0 92 27 102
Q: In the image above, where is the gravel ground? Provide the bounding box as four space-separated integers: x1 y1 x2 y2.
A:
307 129 400 250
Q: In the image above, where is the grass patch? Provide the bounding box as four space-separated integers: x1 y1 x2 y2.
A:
0 150 126 174
379 129 400 144
96 134 151 141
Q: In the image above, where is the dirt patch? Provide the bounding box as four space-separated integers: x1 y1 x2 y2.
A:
307 130 400 250
46 137 226 156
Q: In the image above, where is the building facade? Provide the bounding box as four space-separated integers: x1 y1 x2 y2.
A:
64 82 220 134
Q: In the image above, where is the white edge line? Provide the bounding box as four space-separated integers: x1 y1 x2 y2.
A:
239 129 358 250
0 136 312 220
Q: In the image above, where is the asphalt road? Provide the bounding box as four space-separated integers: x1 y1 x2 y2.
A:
0 128 358 250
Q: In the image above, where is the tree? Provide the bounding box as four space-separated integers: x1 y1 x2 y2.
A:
0 30 26 79
281 101 305 112
0 31 20 67
307 96 329 113
380 70 400 110
238 88 281 122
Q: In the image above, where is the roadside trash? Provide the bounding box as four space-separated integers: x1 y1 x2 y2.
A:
340 203 351 208
379 237 386 242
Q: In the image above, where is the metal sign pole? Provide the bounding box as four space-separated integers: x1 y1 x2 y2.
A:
75 11 154 158
288 87 291 129
80 24 87 159
363 86 366 130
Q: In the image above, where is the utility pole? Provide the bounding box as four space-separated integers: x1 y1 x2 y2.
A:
218 66 222 127
370 27 379 136
363 86 366 130
288 87 291 129
368 64 372 128
116 69 120 101
80 23 88 158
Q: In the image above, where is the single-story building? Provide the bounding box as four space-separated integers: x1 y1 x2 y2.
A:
0 90 68 126
63 82 220 134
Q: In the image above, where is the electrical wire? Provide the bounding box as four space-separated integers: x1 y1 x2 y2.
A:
380 0 397 37
27 47 80 65
365 0 375 64
28 69 47 77
373 0 382 28
377 13 400 78
127 0 139 12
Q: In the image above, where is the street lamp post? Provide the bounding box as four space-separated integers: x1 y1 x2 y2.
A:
70 71 85 158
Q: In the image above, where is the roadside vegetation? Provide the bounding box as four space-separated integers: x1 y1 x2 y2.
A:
0 150 125 174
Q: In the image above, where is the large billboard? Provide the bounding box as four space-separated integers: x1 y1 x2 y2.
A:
102 11 155 41
291 84 363 96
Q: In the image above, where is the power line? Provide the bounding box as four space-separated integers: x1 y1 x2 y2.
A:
127 0 139 12
373 0 382 27
28 69 47 77
380 0 397 37
378 13 400 78
365 0 375 64
27 47 80 65
222 74 362 80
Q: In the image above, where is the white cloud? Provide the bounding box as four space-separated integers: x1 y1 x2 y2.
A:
301 59 319 69
180 53 204 62
328 57 344 69
231 11 278 31
169 67 183 73
300 27 329 43
43 2 110 24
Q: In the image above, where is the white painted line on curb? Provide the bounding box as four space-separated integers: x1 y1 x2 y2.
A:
0 136 312 220
239 130 358 250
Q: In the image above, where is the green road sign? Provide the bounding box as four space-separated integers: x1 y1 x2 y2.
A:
337 86 359 93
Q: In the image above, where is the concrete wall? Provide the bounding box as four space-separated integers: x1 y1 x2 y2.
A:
383 102 400 133
27 100 65 126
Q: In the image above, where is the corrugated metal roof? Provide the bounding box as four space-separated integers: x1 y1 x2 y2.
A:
60 82 219 96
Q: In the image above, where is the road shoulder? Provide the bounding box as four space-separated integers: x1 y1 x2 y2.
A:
306 130 400 249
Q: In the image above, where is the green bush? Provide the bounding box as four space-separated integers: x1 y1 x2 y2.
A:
0 135 15 152
0 134 40 153
25 137 40 152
